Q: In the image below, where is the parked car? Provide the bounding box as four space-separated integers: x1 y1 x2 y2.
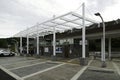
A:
0 49 15 57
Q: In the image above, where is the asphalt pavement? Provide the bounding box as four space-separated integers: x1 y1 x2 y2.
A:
0 69 16 80
77 69 120 80
0 56 120 80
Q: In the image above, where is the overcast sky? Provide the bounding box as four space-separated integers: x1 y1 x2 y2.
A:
0 0 120 38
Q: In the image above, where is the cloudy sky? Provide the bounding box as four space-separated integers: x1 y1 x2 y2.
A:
0 0 120 38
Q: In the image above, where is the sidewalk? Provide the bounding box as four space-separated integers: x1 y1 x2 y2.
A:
78 59 120 80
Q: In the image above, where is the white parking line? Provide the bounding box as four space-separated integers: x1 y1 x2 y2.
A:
67 58 78 62
8 60 50 70
48 60 80 66
0 65 23 80
112 62 120 76
2 59 43 66
22 63 66 79
70 59 93 80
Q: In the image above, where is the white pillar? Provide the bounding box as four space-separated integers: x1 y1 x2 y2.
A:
37 35 39 55
27 35 29 54
108 38 111 60
20 37 23 53
101 37 106 61
101 38 104 61
15 42 18 55
52 15 56 56
53 25 56 56
14 41 17 52
36 23 40 55
103 25 106 62
82 3 86 58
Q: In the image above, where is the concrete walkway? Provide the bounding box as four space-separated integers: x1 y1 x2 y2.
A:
78 59 120 80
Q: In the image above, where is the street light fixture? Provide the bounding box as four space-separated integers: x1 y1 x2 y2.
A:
95 12 107 67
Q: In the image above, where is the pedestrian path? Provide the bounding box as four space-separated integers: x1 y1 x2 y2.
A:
77 60 120 80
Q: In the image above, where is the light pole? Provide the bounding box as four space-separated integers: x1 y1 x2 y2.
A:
95 13 106 67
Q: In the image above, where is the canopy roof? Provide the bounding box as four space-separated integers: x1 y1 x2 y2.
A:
13 12 98 38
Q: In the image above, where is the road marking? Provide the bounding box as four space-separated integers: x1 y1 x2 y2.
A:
22 63 66 79
112 62 120 75
0 58 28 65
67 58 78 62
0 65 23 80
8 60 50 70
50 60 81 66
2 58 43 66
70 59 93 80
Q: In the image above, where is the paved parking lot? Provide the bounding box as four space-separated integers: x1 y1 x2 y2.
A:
0 56 120 80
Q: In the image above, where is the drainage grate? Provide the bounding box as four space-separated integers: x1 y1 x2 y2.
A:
0 69 16 80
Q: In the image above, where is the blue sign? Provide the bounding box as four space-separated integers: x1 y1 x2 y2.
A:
56 47 62 53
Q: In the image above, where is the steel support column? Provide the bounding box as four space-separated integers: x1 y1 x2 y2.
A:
15 42 18 53
27 35 29 54
80 3 87 65
52 15 56 57
82 3 86 58
53 24 56 56
101 38 104 61
108 37 111 60
37 35 39 55
20 37 23 54
101 37 106 67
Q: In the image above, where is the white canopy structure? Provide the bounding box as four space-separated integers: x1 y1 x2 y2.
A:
14 3 98 63
14 11 97 38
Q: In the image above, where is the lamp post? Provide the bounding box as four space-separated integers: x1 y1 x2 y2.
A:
95 13 106 67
